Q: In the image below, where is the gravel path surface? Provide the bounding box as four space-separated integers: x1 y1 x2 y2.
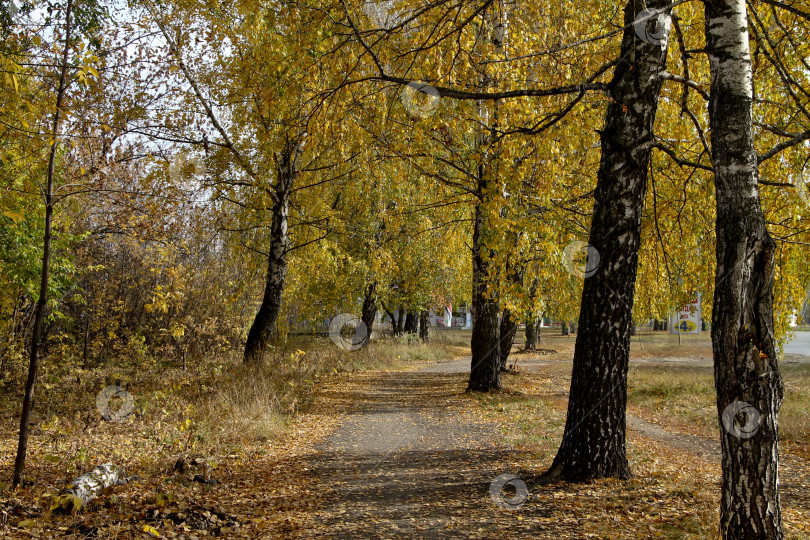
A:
307 365 537 539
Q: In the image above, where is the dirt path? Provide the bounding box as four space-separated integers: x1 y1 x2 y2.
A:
626 414 719 459
305 363 540 539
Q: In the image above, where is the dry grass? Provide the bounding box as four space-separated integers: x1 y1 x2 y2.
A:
628 362 810 450
197 336 450 446
0 336 452 511
628 364 717 438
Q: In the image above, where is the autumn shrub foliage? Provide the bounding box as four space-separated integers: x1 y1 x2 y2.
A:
0 196 256 381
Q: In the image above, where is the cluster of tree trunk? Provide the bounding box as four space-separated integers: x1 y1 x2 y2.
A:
532 0 786 535
651 319 668 331
380 303 429 342
560 322 577 336
7 1 787 534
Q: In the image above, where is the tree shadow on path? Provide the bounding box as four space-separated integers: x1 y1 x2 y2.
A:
306 368 563 539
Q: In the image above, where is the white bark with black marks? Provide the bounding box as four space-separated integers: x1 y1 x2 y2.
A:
243 134 307 363
705 0 783 537
51 463 126 513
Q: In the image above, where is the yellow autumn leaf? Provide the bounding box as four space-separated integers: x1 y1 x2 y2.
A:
142 524 161 537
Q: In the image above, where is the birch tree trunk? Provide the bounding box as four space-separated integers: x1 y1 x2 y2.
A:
524 279 541 350
705 0 783 536
404 311 418 334
13 0 73 488
468 8 504 392
243 135 306 363
499 256 524 370
51 463 124 513
396 307 406 335
498 307 518 371
524 319 539 350
418 310 430 343
469 196 501 390
381 302 399 335
545 0 671 481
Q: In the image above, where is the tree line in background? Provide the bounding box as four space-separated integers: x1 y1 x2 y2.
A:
2 0 809 537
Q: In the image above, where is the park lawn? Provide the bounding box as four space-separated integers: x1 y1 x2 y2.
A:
627 362 810 452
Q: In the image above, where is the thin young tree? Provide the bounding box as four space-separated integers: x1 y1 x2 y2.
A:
13 0 73 488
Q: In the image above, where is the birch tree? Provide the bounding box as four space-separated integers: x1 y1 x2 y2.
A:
545 0 673 480
705 0 784 536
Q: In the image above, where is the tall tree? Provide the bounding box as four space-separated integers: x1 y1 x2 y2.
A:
143 1 344 364
468 8 505 391
243 134 308 363
360 282 378 347
705 0 784 536
545 0 672 481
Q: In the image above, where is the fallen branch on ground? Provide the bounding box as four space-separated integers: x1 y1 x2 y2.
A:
50 463 128 513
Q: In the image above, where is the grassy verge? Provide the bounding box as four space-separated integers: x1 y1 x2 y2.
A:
472 370 719 539
199 335 451 446
628 362 810 452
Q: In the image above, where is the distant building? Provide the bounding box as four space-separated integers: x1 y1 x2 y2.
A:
431 305 472 328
